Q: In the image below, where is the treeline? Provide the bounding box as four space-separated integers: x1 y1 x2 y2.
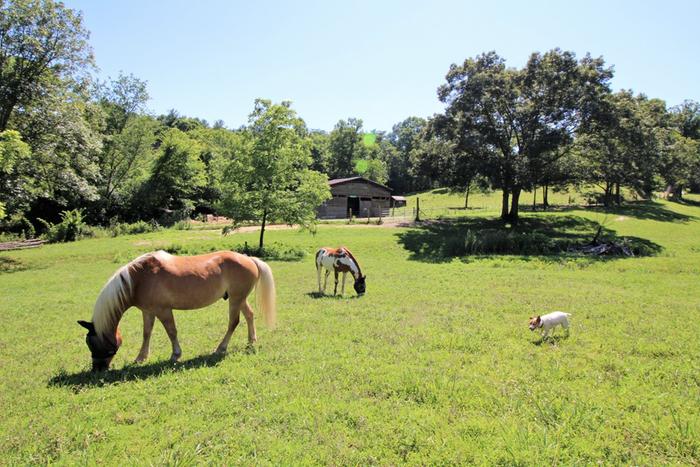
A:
2 0 699 237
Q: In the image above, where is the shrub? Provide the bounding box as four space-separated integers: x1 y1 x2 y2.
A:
0 213 35 239
108 220 160 237
40 209 91 243
173 220 192 230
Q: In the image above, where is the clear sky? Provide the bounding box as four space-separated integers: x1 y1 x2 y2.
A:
64 0 699 132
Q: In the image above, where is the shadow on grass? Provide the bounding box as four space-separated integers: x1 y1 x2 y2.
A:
49 352 230 389
531 334 570 346
305 291 361 300
543 200 696 222
396 215 662 263
670 197 700 208
0 256 30 274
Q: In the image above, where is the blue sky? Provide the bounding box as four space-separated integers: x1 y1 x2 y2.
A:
65 0 699 132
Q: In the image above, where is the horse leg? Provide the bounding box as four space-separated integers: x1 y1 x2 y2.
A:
317 264 323 293
323 270 330 293
333 270 339 295
241 301 257 344
158 309 182 362
135 310 155 363
341 271 347 295
215 298 243 354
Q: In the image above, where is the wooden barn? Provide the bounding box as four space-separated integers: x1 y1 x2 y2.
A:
317 177 392 219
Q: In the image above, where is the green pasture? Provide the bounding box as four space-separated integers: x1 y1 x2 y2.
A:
1 195 699 464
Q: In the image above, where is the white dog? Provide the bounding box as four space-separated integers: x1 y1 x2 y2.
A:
528 311 571 338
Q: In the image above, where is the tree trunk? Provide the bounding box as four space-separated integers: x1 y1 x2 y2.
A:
672 184 684 200
258 208 267 250
532 186 537 211
508 186 521 223
464 184 471 209
501 188 510 220
615 182 621 206
604 181 612 207
543 184 549 209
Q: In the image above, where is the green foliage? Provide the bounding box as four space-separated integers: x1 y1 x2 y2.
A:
0 0 94 131
107 220 160 237
218 99 331 248
435 49 613 221
0 212 35 238
39 209 91 242
328 118 366 178
137 128 206 223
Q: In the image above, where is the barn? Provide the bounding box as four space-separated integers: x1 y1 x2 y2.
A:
317 177 392 219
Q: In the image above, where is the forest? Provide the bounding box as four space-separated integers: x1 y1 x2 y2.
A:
2 0 699 240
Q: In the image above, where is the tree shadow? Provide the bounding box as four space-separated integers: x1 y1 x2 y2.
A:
48 352 229 389
305 292 361 300
396 215 662 263
0 256 30 274
543 200 696 223
670 198 700 208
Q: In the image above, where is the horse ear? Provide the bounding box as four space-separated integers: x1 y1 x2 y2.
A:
77 320 94 332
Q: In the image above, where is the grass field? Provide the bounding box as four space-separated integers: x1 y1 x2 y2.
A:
1 193 699 464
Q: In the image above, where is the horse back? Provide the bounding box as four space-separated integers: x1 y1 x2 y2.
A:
130 250 259 310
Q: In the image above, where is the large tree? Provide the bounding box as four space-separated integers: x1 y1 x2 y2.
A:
437 49 612 222
0 0 93 131
327 118 365 179
387 116 427 193
218 100 330 249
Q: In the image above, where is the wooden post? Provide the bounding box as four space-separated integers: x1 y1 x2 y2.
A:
415 197 421 222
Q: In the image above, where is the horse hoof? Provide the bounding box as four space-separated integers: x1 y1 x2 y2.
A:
170 353 181 362
214 347 227 355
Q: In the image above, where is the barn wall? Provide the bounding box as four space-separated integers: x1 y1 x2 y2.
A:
317 181 391 219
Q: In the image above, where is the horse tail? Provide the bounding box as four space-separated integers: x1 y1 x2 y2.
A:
251 257 276 328
92 262 135 339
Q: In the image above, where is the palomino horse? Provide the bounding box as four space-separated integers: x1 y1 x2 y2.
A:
78 250 275 371
315 247 366 296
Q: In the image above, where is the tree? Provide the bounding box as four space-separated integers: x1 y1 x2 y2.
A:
10 83 102 222
218 99 330 250
327 118 365 178
0 129 31 218
437 49 612 222
137 128 206 222
0 0 93 131
94 73 154 219
387 117 427 193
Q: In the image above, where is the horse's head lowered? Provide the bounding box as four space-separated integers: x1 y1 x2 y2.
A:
353 275 367 296
78 320 122 371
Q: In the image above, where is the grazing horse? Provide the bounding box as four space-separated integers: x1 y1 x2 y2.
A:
315 247 366 296
78 250 276 371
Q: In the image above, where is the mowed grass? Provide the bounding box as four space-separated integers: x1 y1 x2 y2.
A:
1 196 700 464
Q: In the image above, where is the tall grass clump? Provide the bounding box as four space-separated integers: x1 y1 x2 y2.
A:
38 209 93 243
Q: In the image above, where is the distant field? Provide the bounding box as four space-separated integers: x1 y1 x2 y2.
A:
1 193 699 464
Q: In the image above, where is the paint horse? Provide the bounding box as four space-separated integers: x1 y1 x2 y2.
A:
78 250 276 371
315 247 366 296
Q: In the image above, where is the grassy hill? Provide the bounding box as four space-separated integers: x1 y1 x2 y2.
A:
1 193 698 464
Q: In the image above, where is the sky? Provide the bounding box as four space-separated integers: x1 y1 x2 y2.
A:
64 0 700 132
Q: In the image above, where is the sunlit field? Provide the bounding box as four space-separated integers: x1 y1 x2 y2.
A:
1 193 699 464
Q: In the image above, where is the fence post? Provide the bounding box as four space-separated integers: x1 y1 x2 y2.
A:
415 197 421 222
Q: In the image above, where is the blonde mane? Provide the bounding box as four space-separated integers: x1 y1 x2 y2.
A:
92 253 152 339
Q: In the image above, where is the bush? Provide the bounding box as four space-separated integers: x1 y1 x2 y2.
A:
0 213 35 239
39 209 91 243
173 220 192 230
161 241 305 262
108 220 160 237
